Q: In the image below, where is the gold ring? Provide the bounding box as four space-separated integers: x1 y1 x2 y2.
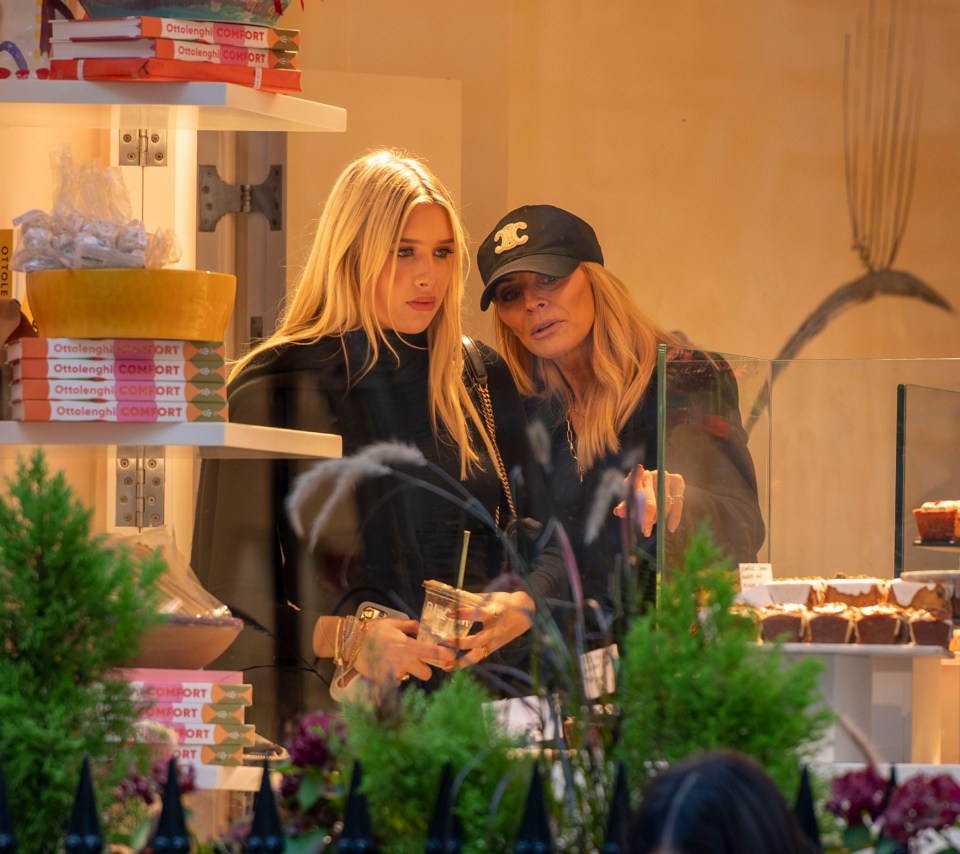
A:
664 496 675 505
400 673 411 682
480 645 489 659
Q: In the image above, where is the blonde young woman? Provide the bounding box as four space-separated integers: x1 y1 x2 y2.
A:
192 153 564 740
477 204 765 613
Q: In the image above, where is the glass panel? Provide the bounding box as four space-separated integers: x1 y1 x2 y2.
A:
768 359 960 580
896 383 960 575
659 353 960 583
657 345 771 583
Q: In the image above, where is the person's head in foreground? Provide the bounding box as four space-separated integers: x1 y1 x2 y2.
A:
628 750 817 854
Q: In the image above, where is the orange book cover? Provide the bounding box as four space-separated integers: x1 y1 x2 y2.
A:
5 337 225 363
51 38 298 70
0 229 13 299
147 721 256 747
152 743 244 766
50 16 301 51
10 357 226 383
10 399 227 423
9 378 226 405
49 57 301 94
140 701 246 725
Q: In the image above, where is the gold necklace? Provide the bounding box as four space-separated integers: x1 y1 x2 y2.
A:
565 413 584 482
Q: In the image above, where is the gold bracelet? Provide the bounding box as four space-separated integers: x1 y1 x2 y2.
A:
344 617 369 672
334 616 348 667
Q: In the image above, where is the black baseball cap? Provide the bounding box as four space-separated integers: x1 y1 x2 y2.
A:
477 204 604 310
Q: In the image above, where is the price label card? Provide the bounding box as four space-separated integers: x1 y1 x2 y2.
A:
739 562 773 590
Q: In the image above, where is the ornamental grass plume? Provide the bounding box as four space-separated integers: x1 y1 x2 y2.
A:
286 441 497 553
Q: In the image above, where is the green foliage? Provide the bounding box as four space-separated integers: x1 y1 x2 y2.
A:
0 450 167 853
341 672 531 853
615 529 834 796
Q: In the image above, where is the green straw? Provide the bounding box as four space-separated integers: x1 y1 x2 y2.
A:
456 530 471 590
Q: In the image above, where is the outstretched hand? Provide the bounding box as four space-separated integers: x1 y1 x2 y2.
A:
614 465 686 537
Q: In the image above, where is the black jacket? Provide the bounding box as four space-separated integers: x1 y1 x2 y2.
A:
527 348 765 623
192 330 565 738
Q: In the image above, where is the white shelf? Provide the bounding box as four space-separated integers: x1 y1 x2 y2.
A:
0 421 342 459
779 642 950 658
0 80 346 132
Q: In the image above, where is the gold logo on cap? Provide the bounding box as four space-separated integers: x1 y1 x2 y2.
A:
494 221 528 255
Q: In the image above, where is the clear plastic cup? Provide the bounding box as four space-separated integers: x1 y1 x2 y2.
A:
416 580 483 665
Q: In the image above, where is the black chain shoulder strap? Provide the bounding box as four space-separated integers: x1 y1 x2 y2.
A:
461 336 517 523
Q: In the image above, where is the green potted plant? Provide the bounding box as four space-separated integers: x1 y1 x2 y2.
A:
0 450 167 852
616 529 834 797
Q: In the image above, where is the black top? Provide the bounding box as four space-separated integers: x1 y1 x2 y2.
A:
191 330 565 739
527 348 766 621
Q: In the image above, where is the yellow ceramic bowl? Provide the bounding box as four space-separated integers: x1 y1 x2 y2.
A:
26 268 237 341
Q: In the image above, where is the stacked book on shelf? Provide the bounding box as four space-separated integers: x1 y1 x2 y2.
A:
0 337 228 422
124 668 255 768
47 15 302 93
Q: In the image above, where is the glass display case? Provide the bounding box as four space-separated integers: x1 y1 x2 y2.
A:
658 348 960 582
896 383 960 576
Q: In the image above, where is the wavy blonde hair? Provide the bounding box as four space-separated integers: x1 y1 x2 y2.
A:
233 148 487 475
494 261 686 470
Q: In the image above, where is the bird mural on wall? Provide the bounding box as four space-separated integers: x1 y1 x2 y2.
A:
747 0 953 429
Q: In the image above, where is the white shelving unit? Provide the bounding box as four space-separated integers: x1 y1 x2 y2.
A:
0 421 342 459
0 79 347 132
0 80 347 532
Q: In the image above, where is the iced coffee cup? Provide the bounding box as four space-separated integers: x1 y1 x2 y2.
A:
417 579 484 666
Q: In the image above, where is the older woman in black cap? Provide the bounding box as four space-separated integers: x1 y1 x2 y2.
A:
477 204 765 619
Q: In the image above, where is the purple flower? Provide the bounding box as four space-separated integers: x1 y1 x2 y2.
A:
288 712 345 770
880 774 960 844
825 767 888 826
279 772 302 799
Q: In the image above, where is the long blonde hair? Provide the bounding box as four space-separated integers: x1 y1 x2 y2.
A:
495 261 686 469
233 148 487 475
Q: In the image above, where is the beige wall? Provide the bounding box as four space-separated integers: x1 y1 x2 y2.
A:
284 0 960 359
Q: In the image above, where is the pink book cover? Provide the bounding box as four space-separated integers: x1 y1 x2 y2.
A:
11 357 226 383
10 399 227 422
10 378 226 405
130 682 252 706
4 337 224 363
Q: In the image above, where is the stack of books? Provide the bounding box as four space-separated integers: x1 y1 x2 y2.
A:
124 667 255 768
47 15 302 93
1 337 228 423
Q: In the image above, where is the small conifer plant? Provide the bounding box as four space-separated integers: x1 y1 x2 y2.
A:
0 450 166 853
616 529 834 796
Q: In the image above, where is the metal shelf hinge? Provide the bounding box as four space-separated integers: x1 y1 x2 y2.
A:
116 446 165 529
118 129 168 167
197 163 283 232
